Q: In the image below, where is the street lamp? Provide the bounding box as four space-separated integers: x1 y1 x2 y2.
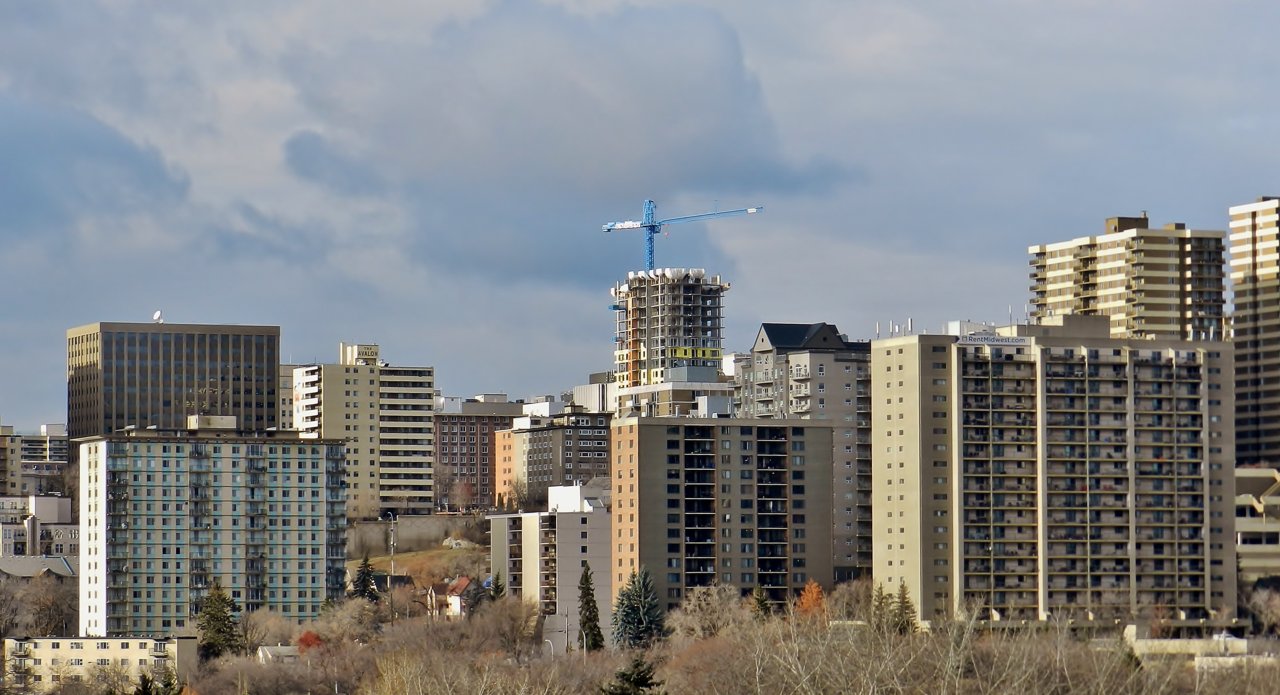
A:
383 512 398 622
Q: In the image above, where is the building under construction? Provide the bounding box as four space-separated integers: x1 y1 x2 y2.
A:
610 268 729 389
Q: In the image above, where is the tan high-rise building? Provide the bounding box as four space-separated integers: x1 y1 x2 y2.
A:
610 417 833 609
874 316 1235 625
1229 196 1280 465
1029 216 1226 341
734 323 873 581
0 424 68 496
66 322 281 442
294 343 435 519
495 411 612 509
611 268 728 389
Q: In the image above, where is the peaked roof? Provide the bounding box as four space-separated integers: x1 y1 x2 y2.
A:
755 322 858 353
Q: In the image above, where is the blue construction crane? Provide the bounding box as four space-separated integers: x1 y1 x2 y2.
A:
602 199 764 271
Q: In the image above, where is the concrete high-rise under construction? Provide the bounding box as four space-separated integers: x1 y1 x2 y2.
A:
610 268 728 390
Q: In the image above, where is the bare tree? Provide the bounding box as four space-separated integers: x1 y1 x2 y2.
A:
667 584 753 642
20 573 76 636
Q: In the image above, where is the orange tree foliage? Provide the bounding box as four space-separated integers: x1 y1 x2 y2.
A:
795 579 827 619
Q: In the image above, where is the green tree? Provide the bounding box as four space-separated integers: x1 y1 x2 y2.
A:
578 563 605 651
891 581 919 635
612 567 665 649
349 555 380 602
600 655 665 695
750 586 771 620
196 581 243 661
870 581 893 633
490 571 506 600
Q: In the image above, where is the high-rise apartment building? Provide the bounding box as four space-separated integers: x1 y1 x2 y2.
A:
1029 216 1226 340
495 411 612 509
610 417 833 609
66 322 281 442
434 395 526 511
294 343 435 519
611 268 728 389
874 316 1234 624
733 323 873 581
0 424 68 495
1235 466 1280 585
488 481 611 652
79 418 347 636
1229 196 1280 465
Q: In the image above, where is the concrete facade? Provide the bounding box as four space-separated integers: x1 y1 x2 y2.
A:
611 268 728 389
79 420 347 636
5 636 196 692
495 412 612 509
294 343 436 519
874 316 1235 624
0 424 68 496
434 395 526 511
1230 197 1280 465
609 416 833 610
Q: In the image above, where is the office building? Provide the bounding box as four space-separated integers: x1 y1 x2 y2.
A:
294 343 435 519
5 636 197 691
488 481 611 652
1229 197 1280 465
494 411 612 509
734 322 873 581
66 322 281 443
0 424 69 496
1029 216 1226 340
611 268 728 389
434 395 526 511
874 315 1234 624
79 417 347 636
610 417 834 609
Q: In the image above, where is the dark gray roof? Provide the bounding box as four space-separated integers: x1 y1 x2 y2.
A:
756 323 867 353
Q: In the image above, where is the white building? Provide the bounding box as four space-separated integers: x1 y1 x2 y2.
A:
5 636 196 692
488 481 611 653
78 417 347 636
294 343 436 519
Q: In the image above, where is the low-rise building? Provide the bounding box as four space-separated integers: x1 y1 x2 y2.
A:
4 635 196 692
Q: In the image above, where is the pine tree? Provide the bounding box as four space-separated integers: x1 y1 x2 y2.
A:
579 563 606 651
891 581 919 635
491 571 506 600
600 655 665 695
795 579 826 619
612 567 666 648
870 581 893 633
196 581 243 661
349 555 380 602
751 586 771 620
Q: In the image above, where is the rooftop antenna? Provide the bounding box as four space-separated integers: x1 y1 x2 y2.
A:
152 310 164 324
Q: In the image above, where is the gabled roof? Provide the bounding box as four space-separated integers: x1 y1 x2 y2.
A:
755 323 849 353
0 555 77 579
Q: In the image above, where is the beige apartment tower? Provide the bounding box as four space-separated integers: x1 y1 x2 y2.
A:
610 417 833 610
1029 216 1226 341
611 268 728 389
874 316 1234 624
294 343 435 519
1229 197 1280 465
734 323 873 581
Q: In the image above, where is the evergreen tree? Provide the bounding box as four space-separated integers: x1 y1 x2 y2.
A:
578 563 605 651
491 571 506 600
891 581 919 635
461 578 491 618
870 581 893 633
751 586 771 620
612 567 665 649
196 581 243 661
600 655 665 695
349 555 380 602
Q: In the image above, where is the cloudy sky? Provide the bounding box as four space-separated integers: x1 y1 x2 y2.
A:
2 1 1278 428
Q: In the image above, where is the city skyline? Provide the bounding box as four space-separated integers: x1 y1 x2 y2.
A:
5 2 1280 428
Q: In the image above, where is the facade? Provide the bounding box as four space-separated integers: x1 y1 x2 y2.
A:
873 315 1235 624
488 481 611 652
611 268 728 389
1229 197 1280 465
609 417 834 609
278 366 297 431
494 412 613 509
1235 466 1280 585
434 395 526 511
294 343 436 519
734 323 874 581
66 322 281 443
0 495 77 556
0 424 69 496
78 418 347 636
1029 216 1226 341
5 636 196 692
613 367 734 418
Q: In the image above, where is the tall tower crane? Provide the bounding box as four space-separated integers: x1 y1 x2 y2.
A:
602 199 764 271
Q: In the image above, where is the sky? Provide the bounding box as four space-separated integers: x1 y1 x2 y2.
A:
2 1 1280 428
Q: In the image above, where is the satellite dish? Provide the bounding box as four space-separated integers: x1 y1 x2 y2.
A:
152 310 164 324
